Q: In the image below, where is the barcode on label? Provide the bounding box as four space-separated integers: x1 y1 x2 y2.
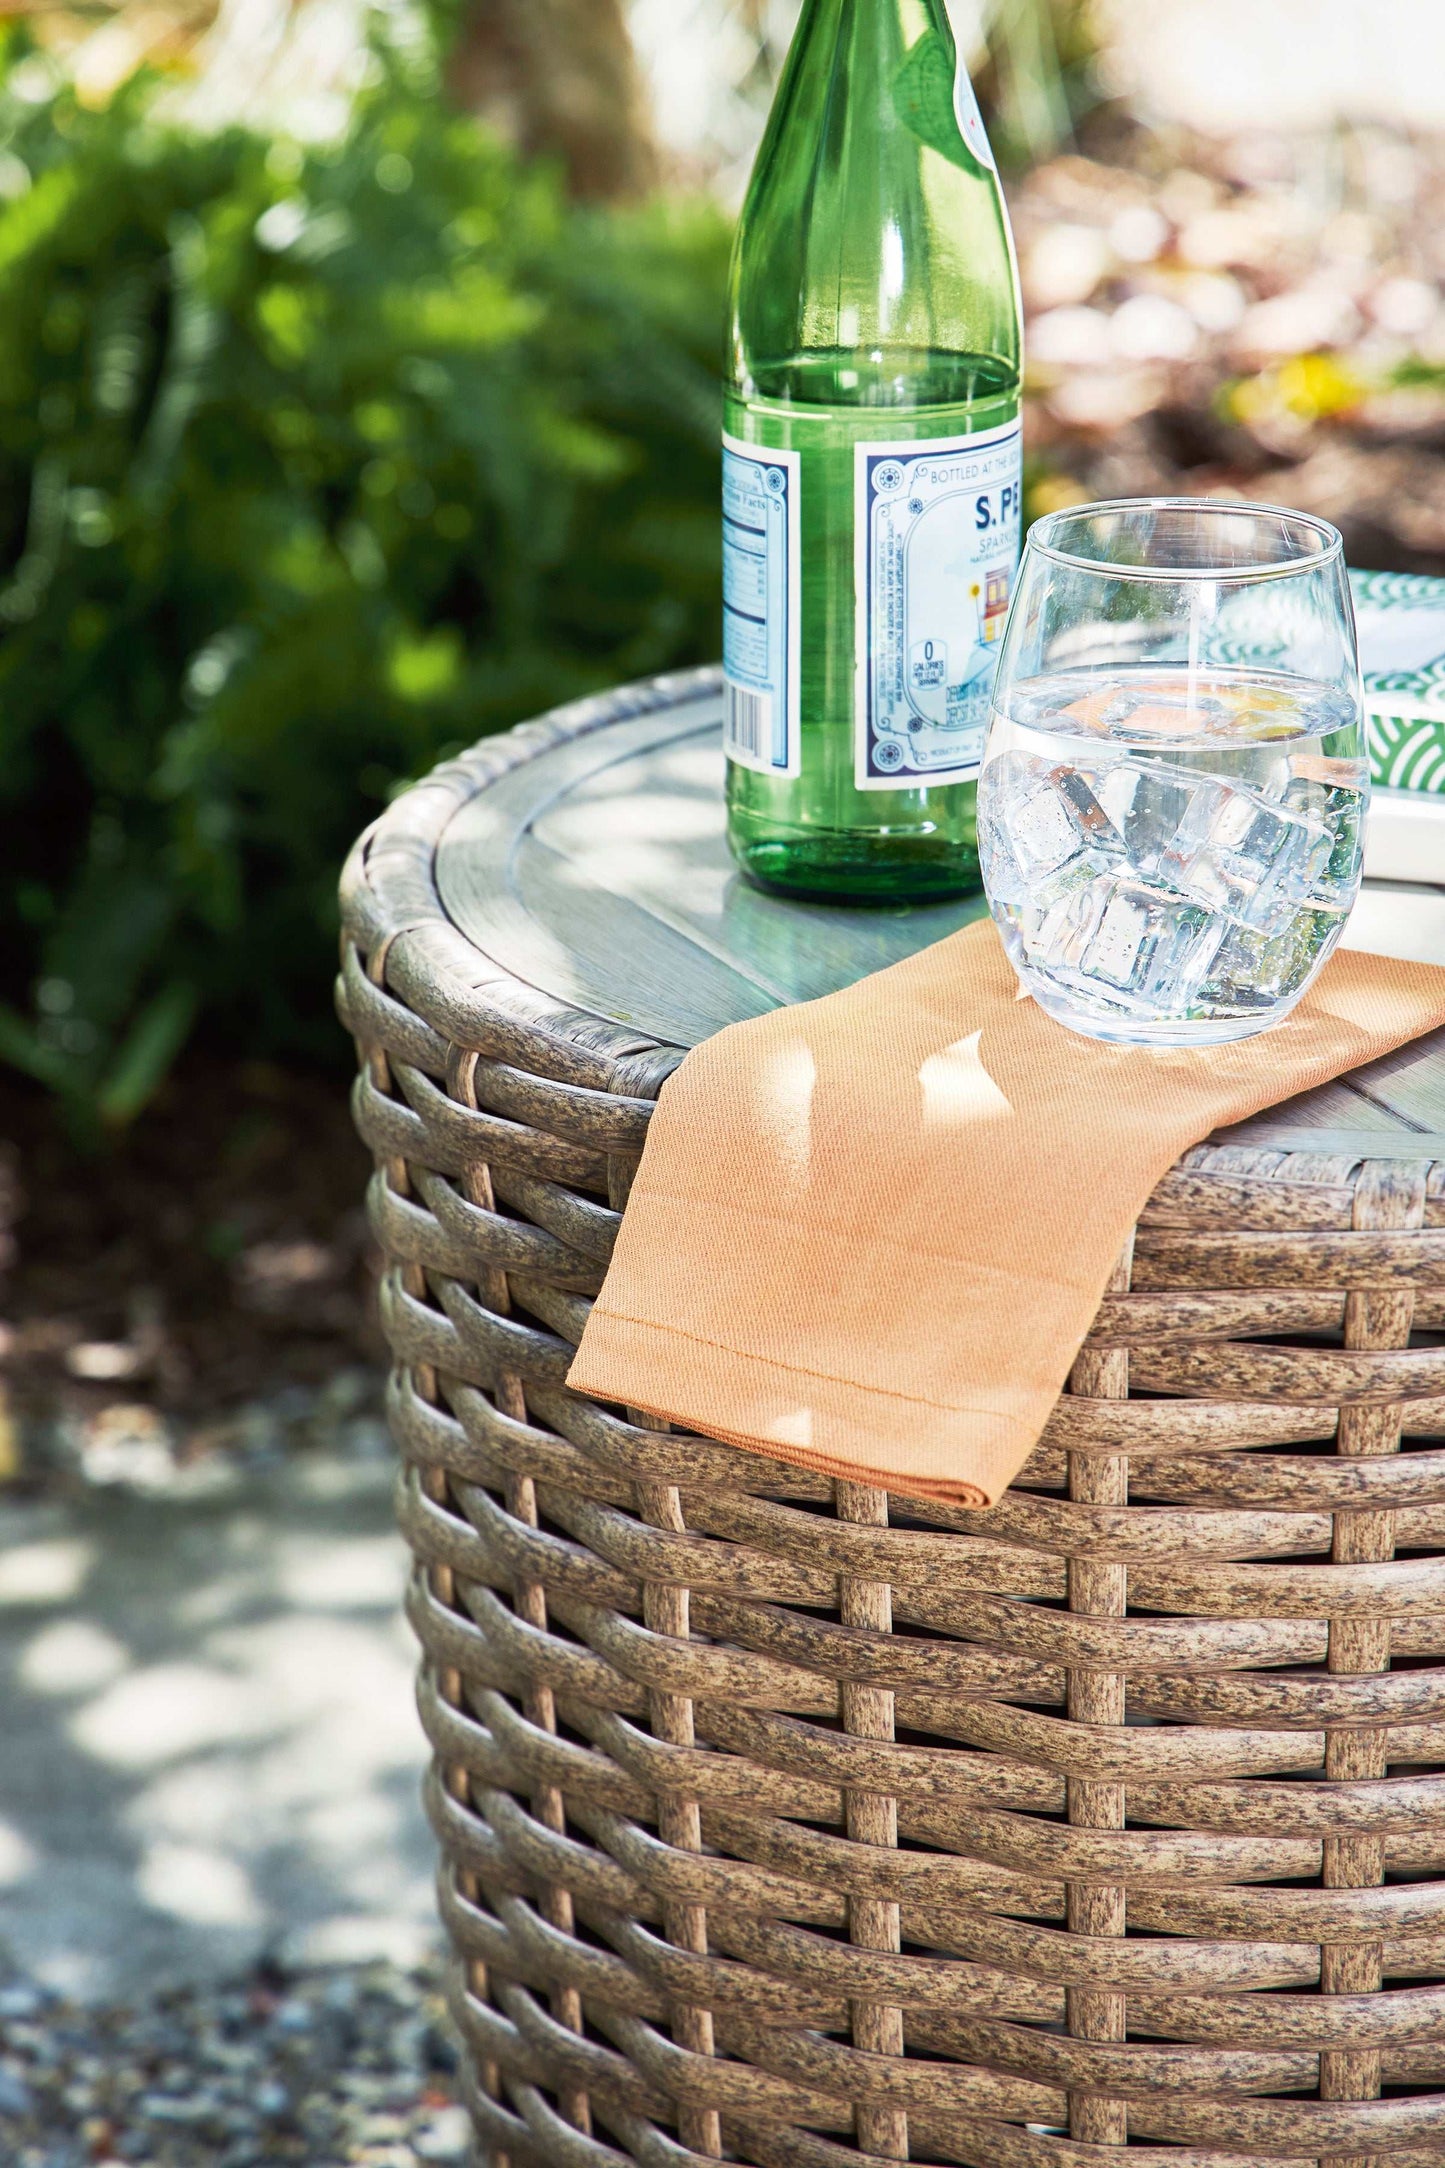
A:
724 680 772 763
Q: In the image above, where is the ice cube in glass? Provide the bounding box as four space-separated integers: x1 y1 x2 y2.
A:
1160 776 1331 932
1095 760 1197 875
1200 906 1341 1010
979 752 1124 907
1071 876 1225 1005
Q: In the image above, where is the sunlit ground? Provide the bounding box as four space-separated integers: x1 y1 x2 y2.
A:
0 1454 435 2002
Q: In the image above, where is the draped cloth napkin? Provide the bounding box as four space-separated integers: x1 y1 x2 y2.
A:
568 920 1445 1508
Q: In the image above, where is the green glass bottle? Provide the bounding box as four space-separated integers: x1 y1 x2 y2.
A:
723 0 1023 902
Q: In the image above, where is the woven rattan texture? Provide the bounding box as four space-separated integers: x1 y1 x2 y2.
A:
342 680 1445 2168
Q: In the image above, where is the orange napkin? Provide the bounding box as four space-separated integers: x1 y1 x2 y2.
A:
569 921 1445 1507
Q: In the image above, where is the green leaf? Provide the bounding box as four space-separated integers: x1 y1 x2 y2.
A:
0 161 80 290
96 981 199 1127
0 1000 66 1087
0 33 730 1113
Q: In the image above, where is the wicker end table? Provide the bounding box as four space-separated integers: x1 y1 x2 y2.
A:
341 667 1445 2168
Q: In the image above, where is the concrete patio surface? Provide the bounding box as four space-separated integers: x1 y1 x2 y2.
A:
0 1450 436 2005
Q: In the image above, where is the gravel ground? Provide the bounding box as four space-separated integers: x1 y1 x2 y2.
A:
0 1958 472 2168
1013 124 1445 573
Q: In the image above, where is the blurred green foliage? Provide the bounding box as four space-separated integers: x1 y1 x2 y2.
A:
0 34 729 1125
980 0 1101 170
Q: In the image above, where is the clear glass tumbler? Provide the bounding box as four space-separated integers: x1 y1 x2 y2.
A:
978 498 1368 1045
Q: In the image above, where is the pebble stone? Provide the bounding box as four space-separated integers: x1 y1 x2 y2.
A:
0 1959 472 2166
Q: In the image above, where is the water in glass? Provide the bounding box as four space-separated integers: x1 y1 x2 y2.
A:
980 664 1367 1041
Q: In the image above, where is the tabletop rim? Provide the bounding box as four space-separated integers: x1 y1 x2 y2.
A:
338 664 724 1101
338 662 1445 1153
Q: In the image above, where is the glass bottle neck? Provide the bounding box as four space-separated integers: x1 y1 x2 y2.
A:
730 0 1020 402
794 0 957 41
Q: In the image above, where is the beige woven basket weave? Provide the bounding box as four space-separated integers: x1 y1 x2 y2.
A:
342 685 1445 2168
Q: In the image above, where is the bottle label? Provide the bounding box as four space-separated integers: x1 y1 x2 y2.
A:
953 53 997 173
722 434 801 778
854 416 1022 790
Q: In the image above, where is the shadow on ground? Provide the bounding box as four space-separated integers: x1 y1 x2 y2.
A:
0 1452 436 2002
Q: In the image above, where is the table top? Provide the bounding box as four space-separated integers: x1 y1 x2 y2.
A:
432 668 1445 1158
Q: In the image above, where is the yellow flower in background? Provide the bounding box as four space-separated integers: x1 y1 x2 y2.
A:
1226 352 1366 427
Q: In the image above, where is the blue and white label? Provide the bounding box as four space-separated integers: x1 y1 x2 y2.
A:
953 58 997 173
855 418 1023 789
723 435 801 777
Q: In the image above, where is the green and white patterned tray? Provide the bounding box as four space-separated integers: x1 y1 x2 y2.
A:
1355 569 1445 793
1352 569 1445 885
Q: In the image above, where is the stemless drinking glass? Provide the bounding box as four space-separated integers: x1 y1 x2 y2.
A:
978 498 1368 1045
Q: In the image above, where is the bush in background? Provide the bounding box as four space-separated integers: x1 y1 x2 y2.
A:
0 32 728 1125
